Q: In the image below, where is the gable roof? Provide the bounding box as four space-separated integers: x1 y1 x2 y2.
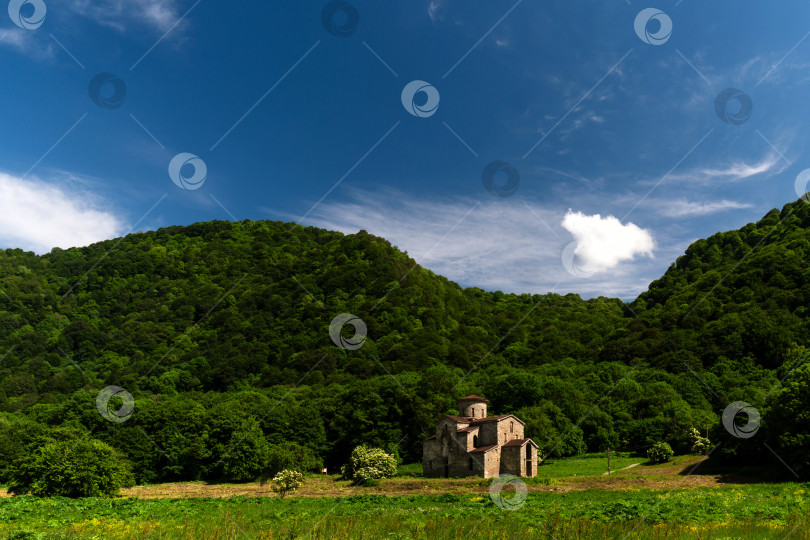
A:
502 438 539 448
457 426 479 433
469 444 498 453
444 414 525 425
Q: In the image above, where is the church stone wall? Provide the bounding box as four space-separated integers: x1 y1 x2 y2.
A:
500 445 523 476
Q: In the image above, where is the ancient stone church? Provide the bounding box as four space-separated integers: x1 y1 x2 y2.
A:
423 395 539 478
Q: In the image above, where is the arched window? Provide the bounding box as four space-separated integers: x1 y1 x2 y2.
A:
471 408 475 418
510 421 514 433
469 457 474 471
473 435 478 447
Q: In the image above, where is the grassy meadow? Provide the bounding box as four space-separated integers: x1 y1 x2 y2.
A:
1 454 807 539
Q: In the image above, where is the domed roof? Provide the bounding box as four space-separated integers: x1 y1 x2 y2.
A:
459 395 489 402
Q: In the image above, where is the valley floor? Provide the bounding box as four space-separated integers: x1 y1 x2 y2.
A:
1 455 807 539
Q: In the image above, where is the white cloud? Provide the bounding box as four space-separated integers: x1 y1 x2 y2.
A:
68 0 181 32
658 199 753 218
281 188 662 299
561 211 654 273
0 172 126 253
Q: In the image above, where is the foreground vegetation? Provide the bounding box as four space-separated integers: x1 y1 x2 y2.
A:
1 482 808 539
0 455 805 539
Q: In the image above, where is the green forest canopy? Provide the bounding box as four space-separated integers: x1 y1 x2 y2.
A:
1 199 810 484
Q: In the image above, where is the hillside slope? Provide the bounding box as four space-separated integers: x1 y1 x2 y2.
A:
0 201 806 477
0 220 625 397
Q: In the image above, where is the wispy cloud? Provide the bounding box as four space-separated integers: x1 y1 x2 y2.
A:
427 0 443 22
0 29 54 59
281 188 662 299
657 152 788 185
696 154 785 181
68 0 183 33
658 199 753 218
0 172 126 253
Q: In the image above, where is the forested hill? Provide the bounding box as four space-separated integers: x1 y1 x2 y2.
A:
0 200 809 480
0 220 626 392
618 198 810 372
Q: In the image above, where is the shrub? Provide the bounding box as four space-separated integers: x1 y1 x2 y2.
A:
340 445 397 484
687 428 711 455
7 438 134 497
266 469 303 498
647 442 674 464
258 442 323 483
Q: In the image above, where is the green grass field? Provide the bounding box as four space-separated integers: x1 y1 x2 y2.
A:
532 452 642 477
2 456 807 539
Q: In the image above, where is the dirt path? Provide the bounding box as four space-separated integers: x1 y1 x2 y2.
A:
602 463 641 475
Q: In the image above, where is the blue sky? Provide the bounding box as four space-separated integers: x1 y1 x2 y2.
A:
1 0 809 299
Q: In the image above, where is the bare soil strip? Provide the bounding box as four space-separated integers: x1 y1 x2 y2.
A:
0 456 764 499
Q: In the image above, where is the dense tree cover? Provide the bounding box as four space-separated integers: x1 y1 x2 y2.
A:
0 200 809 484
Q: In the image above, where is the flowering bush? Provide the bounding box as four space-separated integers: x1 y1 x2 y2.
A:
267 469 303 498
647 442 674 464
340 445 397 484
687 428 711 455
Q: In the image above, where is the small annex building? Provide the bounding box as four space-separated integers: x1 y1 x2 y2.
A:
423 395 539 478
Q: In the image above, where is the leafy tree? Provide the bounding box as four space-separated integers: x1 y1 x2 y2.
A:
220 419 271 482
7 438 134 497
0 415 49 483
260 442 323 481
767 363 810 476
